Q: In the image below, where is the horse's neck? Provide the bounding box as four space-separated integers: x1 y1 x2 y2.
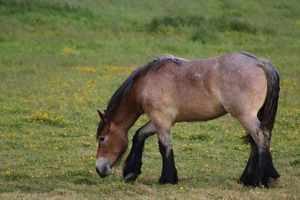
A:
111 97 141 133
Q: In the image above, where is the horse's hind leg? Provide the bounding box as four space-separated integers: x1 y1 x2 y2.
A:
123 121 156 182
237 115 279 187
239 135 260 186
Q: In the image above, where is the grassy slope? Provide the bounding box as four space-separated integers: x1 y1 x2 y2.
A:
0 0 299 199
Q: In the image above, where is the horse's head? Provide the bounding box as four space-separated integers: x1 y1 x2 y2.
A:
95 110 128 178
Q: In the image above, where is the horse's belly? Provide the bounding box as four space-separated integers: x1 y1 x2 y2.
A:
175 101 227 122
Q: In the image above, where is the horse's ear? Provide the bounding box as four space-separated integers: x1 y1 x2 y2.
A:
97 109 106 121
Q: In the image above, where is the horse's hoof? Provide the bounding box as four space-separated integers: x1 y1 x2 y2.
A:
159 180 178 184
262 176 279 188
238 174 260 187
124 172 139 182
159 176 178 184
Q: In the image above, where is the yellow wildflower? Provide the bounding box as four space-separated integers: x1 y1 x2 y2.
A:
60 47 79 56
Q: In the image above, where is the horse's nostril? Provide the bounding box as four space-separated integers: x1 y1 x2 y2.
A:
96 167 100 174
96 167 108 178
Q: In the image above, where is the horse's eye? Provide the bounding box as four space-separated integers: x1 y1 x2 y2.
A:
99 136 105 142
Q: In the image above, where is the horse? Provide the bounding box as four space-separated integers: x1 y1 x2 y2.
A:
95 51 280 187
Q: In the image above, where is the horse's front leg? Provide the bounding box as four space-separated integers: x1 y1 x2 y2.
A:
123 121 156 182
157 129 178 184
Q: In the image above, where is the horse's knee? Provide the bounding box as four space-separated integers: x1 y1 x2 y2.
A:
158 132 174 156
134 121 156 142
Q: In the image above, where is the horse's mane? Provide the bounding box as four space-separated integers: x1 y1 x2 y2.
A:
237 51 258 60
104 54 182 122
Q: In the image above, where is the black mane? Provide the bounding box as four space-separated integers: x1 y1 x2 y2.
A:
105 54 181 121
238 51 258 60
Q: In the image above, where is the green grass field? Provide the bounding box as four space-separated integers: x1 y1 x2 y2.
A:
0 0 299 199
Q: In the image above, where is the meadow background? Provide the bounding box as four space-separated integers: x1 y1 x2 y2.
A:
0 0 299 199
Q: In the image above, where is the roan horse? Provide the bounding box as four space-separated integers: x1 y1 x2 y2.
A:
95 52 280 187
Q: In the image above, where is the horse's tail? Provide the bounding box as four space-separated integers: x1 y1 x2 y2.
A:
257 60 280 133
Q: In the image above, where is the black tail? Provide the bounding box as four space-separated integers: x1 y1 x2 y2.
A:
257 61 280 133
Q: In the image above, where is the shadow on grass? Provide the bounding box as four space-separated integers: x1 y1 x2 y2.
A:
0 170 100 193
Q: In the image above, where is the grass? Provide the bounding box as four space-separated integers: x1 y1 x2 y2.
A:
0 0 299 199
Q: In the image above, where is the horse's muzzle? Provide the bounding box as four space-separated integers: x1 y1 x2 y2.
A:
95 157 112 178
